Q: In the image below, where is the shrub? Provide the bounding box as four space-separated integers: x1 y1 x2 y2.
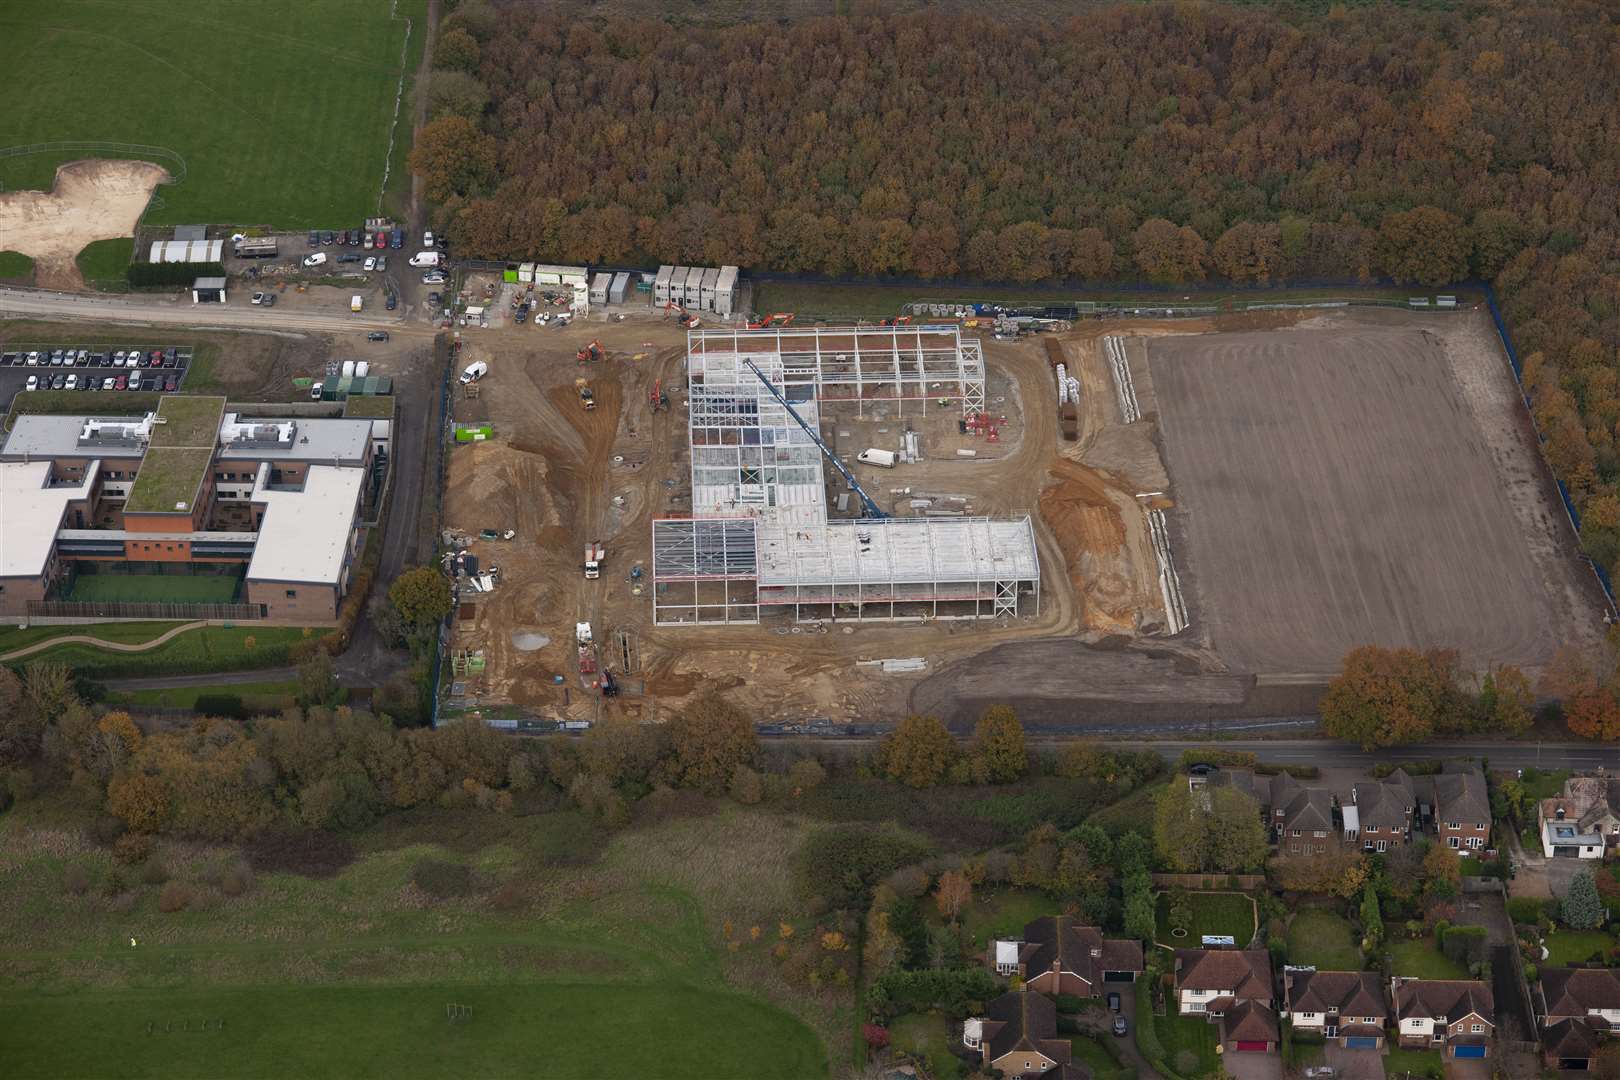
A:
1371 759 1443 777
490 880 526 911
89 814 127 846
1178 748 1257 770
113 832 154 865
1054 993 1091 1013
127 261 226 288
862 1023 889 1050
62 864 90 895
411 859 473 899
1056 1015 1082 1035
1134 980 1166 1063
220 864 253 897
139 861 169 886
245 828 356 878
788 757 828 793
796 824 930 909
192 693 245 718
866 967 1001 1022
729 765 764 805
1508 896 1547 925
158 881 192 912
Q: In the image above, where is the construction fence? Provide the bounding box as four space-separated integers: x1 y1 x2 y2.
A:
26 600 261 621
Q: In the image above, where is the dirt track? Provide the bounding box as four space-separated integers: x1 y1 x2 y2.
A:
0 160 168 289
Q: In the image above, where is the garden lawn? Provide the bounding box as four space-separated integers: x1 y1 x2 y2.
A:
1389 940 1466 980
957 888 1055 952
0 0 423 227
1156 1011 1220 1078
1383 1047 1443 1080
8 626 323 678
1156 891 1257 948
0 621 185 656
67 573 239 603
1070 1036 1124 1080
1543 930 1615 967
1286 909 1361 970
0 251 34 283
890 1013 963 1080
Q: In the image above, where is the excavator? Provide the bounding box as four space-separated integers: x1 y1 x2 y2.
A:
650 378 668 412
575 340 604 364
663 301 700 328
746 312 795 330
878 315 914 326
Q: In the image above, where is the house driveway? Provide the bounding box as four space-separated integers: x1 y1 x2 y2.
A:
1323 1041 1385 1080
1221 1047 1284 1080
1117 987 1163 1080
1442 1055 1492 1080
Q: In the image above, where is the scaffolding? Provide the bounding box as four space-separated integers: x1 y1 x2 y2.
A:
651 326 1035 626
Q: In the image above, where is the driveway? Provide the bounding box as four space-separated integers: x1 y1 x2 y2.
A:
1115 986 1162 1080
1323 1041 1385 1080
1442 1056 1492 1080
1222 1048 1283 1080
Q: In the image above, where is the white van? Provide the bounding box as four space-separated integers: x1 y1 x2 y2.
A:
857 448 897 468
408 251 440 268
459 360 488 385
350 295 363 313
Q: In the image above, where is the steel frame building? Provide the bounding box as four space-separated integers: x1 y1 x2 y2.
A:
651 326 1039 626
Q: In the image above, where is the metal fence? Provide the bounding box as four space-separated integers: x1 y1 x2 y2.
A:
27 600 260 621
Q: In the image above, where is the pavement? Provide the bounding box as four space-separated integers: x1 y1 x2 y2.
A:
1222 1048 1283 1080
1442 1056 1491 1080
1324 1041 1386 1080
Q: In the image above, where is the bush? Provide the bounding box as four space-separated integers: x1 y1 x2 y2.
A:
1440 925 1489 967
1178 748 1257 770
1371 760 1443 778
89 814 127 846
158 881 192 912
220 864 253 897
1054 993 1091 1013
127 261 226 288
113 832 154 865
1255 763 1320 779
246 828 357 878
139 861 169 886
796 824 930 909
729 765 764 805
1508 896 1547 925
866 967 1001 1022
490 880 526 911
411 859 472 899
1134 979 1166 1063
1056 1015 1081 1035
62 864 90 895
192 693 245 718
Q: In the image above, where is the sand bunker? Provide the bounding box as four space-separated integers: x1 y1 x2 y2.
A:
0 159 169 289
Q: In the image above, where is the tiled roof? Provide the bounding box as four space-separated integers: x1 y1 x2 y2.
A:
1286 971 1388 1020
985 990 1067 1064
1022 917 1143 985
1175 949 1273 1000
1541 968 1620 1017
1352 780 1412 830
1277 787 1335 832
1434 769 1490 824
1223 1000 1280 1043
1543 1018 1599 1059
1393 979 1494 1026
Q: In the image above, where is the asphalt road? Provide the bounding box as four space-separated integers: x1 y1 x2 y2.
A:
0 286 436 337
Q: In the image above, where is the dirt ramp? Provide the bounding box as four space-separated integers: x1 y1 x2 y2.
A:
1039 459 1166 635
0 159 169 289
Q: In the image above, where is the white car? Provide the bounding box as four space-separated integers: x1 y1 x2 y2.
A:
25 351 39 365
363 256 376 272
113 350 125 365
424 231 434 247
62 351 75 366
24 374 37 391
65 373 78 390
303 252 327 268
126 375 144 392
251 292 264 305
102 377 116 390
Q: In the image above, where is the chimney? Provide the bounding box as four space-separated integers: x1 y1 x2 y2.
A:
1556 805 1566 820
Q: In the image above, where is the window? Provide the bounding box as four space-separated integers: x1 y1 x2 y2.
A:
1292 829 1302 837
1302 1013 1317 1019
1448 836 1460 849
963 1032 980 1050
285 589 297 598
1471 1023 1482 1033
1467 837 1484 849
1365 826 1378 834
1316 844 1327 853
1314 830 1326 838
1447 821 1461 830
1289 844 1300 854
1377 840 1388 853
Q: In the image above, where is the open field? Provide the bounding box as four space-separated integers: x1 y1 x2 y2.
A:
0 0 421 230
75 237 134 287
0 621 184 656
67 573 239 604
6 625 321 678
1147 308 1608 676
1542 929 1615 967
0 251 33 283
0 801 830 1078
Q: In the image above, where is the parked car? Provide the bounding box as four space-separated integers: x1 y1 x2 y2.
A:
64 373 77 390
385 292 397 310
308 230 319 247
1107 993 1121 1012
26 351 39 365
309 381 323 400
102 377 116 390
427 291 441 305
126 375 143 391
162 354 177 369
61 351 75 366
363 257 376 271
51 373 65 389
322 230 335 245
366 331 389 342
421 271 447 285
50 350 63 365
149 350 164 366
24 374 37 391
435 233 447 250
251 292 265 305
304 252 327 267
261 293 276 307
424 230 434 247
350 228 363 246
114 374 127 391
1112 1016 1128 1038
338 253 361 264
164 374 178 392
374 255 387 271
126 345 142 361
390 228 403 249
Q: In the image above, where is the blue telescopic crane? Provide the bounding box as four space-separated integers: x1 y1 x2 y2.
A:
742 359 888 519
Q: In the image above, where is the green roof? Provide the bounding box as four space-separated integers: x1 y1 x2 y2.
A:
125 447 213 514
343 394 395 419
149 395 225 448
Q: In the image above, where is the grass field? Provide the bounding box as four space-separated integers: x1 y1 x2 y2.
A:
1287 909 1362 970
1155 891 1257 948
1543 929 1615 967
104 679 302 713
1069 1036 1125 1080
0 0 424 227
74 238 133 287
10 625 321 678
0 251 34 282
1389 940 1467 980
1383 1047 1443 1079
0 802 829 1078
0 621 184 656
67 573 239 604
1085 782 1164 838
890 1013 963 1080
1156 1010 1220 1077
953 887 1054 952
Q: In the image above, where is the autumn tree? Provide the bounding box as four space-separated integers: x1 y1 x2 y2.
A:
388 566 453 631
1541 645 1620 741
1375 207 1469 285
106 770 169 833
1132 219 1207 284
878 715 958 789
296 650 341 709
666 693 756 795
426 70 491 122
433 26 481 73
1474 665 1534 736
1320 646 1466 749
935 869 972 922
970 705 1026 784
1152 784 1269 873
409 116 499 204
1271 851 1370 898
1212 222 1283 284
1421 841 1462 900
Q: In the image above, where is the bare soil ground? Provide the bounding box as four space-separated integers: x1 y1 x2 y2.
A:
0 160 167 289
1147 307 1608 678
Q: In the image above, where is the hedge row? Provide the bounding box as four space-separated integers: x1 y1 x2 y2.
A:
127 261 225 288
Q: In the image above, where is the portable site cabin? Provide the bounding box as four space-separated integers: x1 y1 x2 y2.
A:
654 265 675 304
700 267 720 311
518 262 536 284
683 266 705 308
670 266 690 308
714 265 739 318
191 276 226 303
590 273 612 306
609 271 631 304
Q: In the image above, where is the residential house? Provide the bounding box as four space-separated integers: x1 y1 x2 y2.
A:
1433 768 1491 853
962 990 1087 1079
1538 778 1620 860
1174 949 1279 1052
1283 970 1389 1049
990 916 1144 995
1192 768 1338 856
1537 968 1620 1070
1349 771 1417 852
1393 978 1495 1058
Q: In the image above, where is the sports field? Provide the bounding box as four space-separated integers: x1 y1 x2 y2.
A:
67 573 239 604
0 806 829 1079
0 0 422 226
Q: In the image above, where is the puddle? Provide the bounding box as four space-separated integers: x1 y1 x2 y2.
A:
510 631 550 651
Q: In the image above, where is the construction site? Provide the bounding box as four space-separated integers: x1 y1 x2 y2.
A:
437 297 1608 729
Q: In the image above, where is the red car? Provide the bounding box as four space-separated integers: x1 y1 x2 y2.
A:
114 374 127 390
148 350 163 366
373 231 386 249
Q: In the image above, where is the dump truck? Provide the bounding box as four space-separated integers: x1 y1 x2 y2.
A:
1060 402 1079 441
575 377 595 410
583 542 604 579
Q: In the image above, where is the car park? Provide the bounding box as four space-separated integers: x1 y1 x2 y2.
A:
164 374 178 392
338 230 348 245
322 231 335 245
366 331 389 342
51 373 65 390
113 351 125 366
350 229 363 246
390 228 403 249
126 375 143 391
24 374 37 391
338 253 361 264
374 255 387 271
26 352 39 365
304 252 327 267
374 231 386 250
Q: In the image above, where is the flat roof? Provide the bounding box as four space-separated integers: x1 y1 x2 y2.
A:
125 447 212 513
756 516 1040 586
218 416 371 464
192 277 227 289
246 464 365 585
3 415 146 459
0 460 98 577
151 395 225 447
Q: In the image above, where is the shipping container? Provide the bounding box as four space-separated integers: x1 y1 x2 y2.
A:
654 265 675 305
609 271 631 304
589 273 611 305
714 265 739 318
519 262 536 284
700 267 720 311
683 266 704 308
